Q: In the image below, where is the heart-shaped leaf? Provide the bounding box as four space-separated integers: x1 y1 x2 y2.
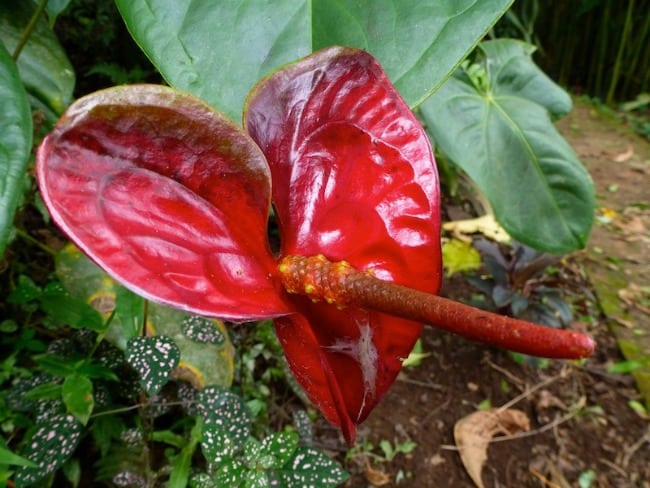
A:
14 413 82 487
37 84 292 320
0 41 32 257
62 373 94 425
126 335 180 396
115 0 512 119
421 40 595 253
245 47 441 442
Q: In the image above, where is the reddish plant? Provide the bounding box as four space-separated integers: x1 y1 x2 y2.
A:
37 47 594 443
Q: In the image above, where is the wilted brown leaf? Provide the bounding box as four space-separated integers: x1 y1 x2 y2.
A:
364 458 391 486
612 146 634 163
454 408 530 488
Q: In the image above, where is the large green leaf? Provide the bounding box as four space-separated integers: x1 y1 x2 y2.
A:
115 0 311 121
312 0 513 108
421 40 595 253
0 1 75 121
0 42 31 257
115 0 511 120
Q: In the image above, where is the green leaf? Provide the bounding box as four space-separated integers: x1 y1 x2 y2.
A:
312 0 513 108
126 335 180 396
0 1 75 119
477 40 572 117
62 373 94 425
115 285 144 340
42 0 73 26
421 40 595 253
0 446 36 468
115 0 511 120
23 381 61 401
39 283 106 332
278 447 348 487
14 413 82 486
34 353 77 377
168 417 202 488
0 41 32 257
7 274 42 303
115 0 311 121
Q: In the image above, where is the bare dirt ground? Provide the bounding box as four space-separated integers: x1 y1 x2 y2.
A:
337 100 650 487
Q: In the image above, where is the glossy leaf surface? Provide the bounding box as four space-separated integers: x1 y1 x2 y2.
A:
421 40 595 253
37 85 291 320
115 0 311 121
312 0 514 108
0 41 32 256
0 1 75 120
245 47 441 440
115 0 511 119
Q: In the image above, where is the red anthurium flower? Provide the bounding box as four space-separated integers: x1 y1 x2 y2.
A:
37 47 594 444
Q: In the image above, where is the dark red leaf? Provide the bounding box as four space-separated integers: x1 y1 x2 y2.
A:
37 85 292 320
244 47 441 441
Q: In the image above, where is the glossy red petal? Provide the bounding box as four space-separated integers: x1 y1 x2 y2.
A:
37 85 292 320
245 48 441 439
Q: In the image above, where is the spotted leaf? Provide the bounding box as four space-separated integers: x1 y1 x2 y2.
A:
195 386 251 453
14 414 82 487
277 446 348 487
181 316 225 345
125 336 180 396
257 431 299 470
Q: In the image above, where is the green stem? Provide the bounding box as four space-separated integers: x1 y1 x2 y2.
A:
15 228 56 255
12 0 48 61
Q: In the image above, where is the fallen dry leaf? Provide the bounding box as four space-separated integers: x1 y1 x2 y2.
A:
612 146 634 163
364 458 391 487
454 408 530 488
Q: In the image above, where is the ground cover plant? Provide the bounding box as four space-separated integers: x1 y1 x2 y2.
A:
0 1 613 486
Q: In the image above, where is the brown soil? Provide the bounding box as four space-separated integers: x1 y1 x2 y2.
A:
338 101 650 487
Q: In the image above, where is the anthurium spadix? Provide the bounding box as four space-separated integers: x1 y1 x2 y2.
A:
37 47 594 444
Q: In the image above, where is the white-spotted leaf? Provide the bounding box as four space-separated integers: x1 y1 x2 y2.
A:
189 472 216 488
181 316 225 345
258 432 299 470
195 386 252 451
201 423 235 468
126 336 180 396
14 414 82 487
278 447 348 487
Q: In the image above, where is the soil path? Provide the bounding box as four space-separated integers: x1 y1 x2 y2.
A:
342 100 650 487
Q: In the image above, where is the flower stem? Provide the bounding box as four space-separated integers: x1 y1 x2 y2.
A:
279 254 595 360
